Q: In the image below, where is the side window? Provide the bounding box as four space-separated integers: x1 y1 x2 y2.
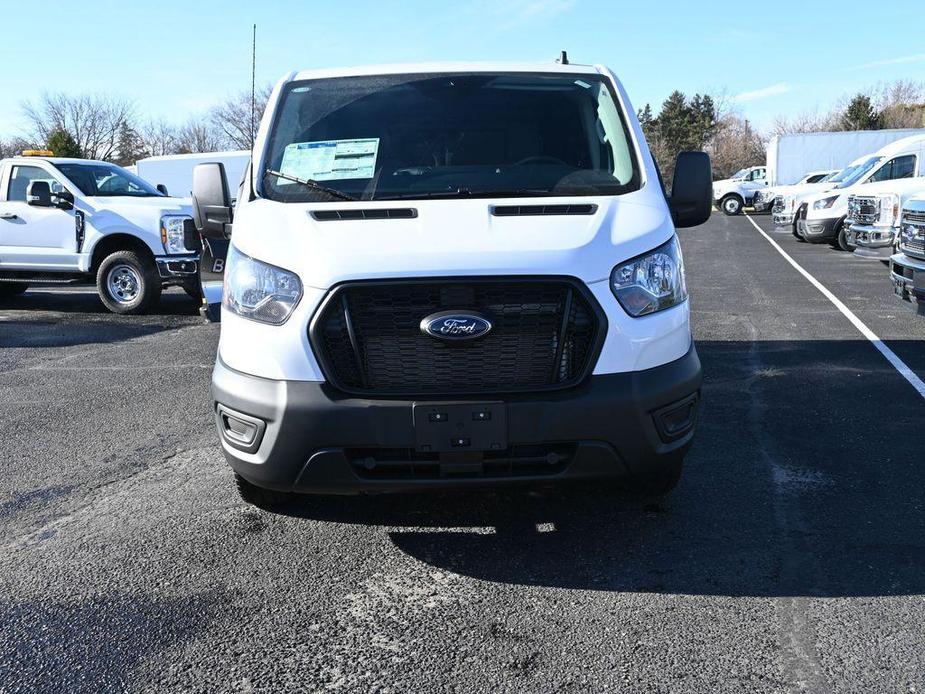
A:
868 155 916 183
7 165 62 202
756 168 766 180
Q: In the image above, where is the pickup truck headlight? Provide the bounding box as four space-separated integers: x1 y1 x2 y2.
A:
223 245 302 325
160 215 193 255
813 195 839 210
610 236 687 317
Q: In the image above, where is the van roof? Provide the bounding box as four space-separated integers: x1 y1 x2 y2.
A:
290 61 604 82
875 133 925 157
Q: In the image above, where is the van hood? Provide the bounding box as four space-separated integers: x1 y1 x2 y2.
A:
230 193 676 290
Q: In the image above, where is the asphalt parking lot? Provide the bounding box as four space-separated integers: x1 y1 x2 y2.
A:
1 213 924 694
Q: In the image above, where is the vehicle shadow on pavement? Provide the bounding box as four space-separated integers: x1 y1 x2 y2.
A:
0 287 200 318
282 338 925 599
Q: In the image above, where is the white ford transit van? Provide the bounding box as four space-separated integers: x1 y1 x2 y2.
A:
192 61 712 509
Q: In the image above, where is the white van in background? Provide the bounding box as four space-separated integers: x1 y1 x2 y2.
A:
797 135 925 250
135 151 250 199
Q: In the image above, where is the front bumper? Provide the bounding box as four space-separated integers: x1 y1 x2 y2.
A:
891 252 925 302
211 345 703 494
752 199 772 213
155 254 199 286
847 224 896 258
772 212 794 226
797 215 840 242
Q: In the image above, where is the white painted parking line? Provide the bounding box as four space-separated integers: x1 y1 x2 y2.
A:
744 213 925 401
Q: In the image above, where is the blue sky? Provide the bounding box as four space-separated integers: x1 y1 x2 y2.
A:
1 0 923 138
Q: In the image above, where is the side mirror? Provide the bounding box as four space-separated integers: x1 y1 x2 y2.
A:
669 152 712 228
26 181 52 207
192 163 233 239
156 183 169 196
53 189 74 210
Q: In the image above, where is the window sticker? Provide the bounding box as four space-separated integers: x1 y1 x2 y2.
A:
279 138 380 182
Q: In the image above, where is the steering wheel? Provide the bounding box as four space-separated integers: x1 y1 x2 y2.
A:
513 155 569 167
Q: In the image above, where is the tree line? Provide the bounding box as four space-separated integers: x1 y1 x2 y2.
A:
1 80 923 179
0 85 273 166
638 79 925 183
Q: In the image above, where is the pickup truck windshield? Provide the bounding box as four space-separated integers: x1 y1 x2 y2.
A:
833 157 882 188
53 162 164 198
262 72 641 202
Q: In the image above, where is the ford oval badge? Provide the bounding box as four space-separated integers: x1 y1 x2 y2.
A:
420 311 492 341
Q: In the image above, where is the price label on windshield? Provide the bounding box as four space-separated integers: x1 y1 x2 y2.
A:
279 138 379 182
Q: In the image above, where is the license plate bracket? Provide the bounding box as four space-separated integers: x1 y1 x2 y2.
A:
413 402 507 453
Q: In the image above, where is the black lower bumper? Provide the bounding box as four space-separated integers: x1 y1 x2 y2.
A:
800 216 841 243
211 345 702 494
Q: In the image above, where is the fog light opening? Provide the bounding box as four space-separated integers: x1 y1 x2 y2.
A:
653 393 699 442
217 404 266 453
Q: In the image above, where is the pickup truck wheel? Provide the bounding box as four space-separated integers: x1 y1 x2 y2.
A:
234 473 293 512
0 283 28 297
720 195 743 216
629 457 683 497
834 224 852 252
96 250 161 315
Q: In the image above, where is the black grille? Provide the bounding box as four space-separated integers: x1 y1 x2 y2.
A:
311 208 417 221
311 278 604 396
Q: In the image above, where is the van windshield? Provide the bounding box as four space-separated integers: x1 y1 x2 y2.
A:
832 157 882 188
262 72 641 202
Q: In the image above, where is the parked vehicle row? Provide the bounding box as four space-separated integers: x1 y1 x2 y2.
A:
768 134 925 311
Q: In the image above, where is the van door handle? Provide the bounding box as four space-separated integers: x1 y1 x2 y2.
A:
0 213 17 220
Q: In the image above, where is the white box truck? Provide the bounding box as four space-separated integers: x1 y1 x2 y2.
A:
135 151 250 199
766 129 925 186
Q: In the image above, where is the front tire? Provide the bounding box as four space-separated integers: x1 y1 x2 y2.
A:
834 224 852 252
0 283 28 298
721 195 743 216
234 473 293 512
96 250 161 315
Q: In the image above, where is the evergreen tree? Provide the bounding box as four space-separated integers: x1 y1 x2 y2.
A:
841 94 882 131
46 128 82 158
115 122 146 166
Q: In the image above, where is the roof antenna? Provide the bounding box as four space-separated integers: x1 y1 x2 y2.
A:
556 50 569 65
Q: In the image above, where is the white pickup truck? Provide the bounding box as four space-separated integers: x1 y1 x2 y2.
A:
0 153 200 313
845 178 925 258
712 165 767 215
891 195 925 304
752 170 836 214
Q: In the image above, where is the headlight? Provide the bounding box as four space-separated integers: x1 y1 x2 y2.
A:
223 245 302 325
610 236 687 317
161 215 193 255
813 195 839 210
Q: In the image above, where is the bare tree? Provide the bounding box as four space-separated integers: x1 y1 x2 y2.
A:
875 80 925 129
137 119 179 157
0 136 35 158
707 114 767 179
209 84 273 151
175 118 227 154
769 109 840 137
21 92 135 161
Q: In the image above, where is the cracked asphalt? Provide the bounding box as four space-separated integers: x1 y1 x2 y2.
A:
1 212 924 693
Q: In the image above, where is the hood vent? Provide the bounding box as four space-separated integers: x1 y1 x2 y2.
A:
310 208 417 221
491 204 598 217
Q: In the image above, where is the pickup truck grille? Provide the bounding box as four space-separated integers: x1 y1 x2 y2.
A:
310 278 605 396
847 196 879 225
901 211 925 259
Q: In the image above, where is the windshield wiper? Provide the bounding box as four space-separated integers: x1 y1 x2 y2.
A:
264 169 357 201
375 188 557 201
